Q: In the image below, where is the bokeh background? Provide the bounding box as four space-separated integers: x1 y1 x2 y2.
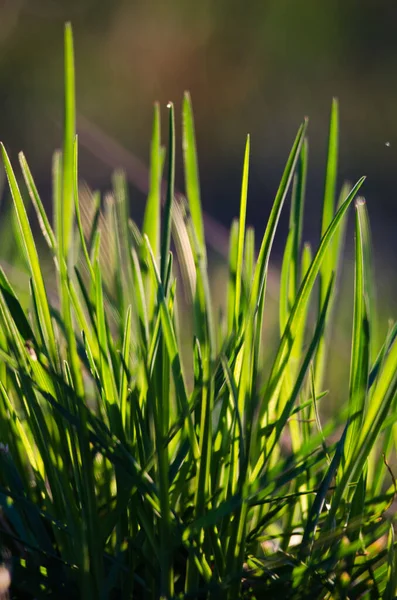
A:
0 0 396 405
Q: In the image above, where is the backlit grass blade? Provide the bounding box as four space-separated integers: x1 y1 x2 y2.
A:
234 135 250 328
144 235 200 460
249 120 308 314
357 197 378 359
94 261 120 434
345 198 371 461
227 220 239 334
170 199 197 303
182 92 206 257
19 152 56 252
243 227 255 304
326 334 397 527
279 225 296 334
289 137 308 300
131 247 149 348
0 144 58 368
112 170 133 317
62 22 76 259
259 177 365 425
161 102 175 284
267 275 334 461
315 100 340 391
73 136 94 279
385 525 397 600
299 425 348 560
142 103 164 322
320 98 338 286
119 305 132 431
143 103 162 260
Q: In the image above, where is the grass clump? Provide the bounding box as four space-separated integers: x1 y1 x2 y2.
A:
0 24 396 600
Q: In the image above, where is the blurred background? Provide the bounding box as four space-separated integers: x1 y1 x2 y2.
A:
0 0 396 403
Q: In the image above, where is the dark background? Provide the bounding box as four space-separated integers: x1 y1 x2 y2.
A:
0 0 396 295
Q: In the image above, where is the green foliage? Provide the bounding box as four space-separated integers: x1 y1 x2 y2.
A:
0 24 396 600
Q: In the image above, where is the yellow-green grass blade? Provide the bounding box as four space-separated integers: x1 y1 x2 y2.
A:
315 180 351 392
326 334 397 529
385 524 397 600
0 144 58 369
234 135 250 328
143 103 162 261
170 198 196 304
279 225 296 335
119 305 132 431
131 247 149 349
243 227 255 305
236 124 308 465
249 119 307 318
144 235 200 460
258 177 365 427
227 219 239 335
319 98 339 292
230 123 308 500
142 103 164 323
61 23 76 260
73 137 94 279
315 101 344 395
345 198 371 462
19 152 56 252
266 275 334 462
356 197 378 360
289 137 308 300
161 102 175 284
94 261 121 435
299 424 348 560
112 170 134 327
182 92 206 258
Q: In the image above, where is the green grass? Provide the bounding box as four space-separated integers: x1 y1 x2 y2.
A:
0 23 396 599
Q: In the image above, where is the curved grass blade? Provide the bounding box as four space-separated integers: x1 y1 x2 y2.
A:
0 144 58 368
258 177 365 429
249 119 308 315
19 152 56 252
